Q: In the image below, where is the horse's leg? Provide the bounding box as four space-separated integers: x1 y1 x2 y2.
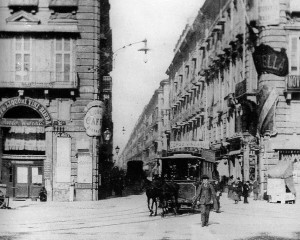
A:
148 197 153 216
154 198 157 216
151 197 155 215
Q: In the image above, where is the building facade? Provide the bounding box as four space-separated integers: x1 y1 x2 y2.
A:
120 80 170 179
122 0 300 193
166 0 300 192
0 0 113 201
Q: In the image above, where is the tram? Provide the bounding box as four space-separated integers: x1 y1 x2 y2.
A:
158 153 215 211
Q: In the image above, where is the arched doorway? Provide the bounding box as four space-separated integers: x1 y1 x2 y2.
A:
1 104 48 199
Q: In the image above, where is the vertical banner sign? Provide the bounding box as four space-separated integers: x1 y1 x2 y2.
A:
77 153 92 183
56 137 71 183
258 0 280 26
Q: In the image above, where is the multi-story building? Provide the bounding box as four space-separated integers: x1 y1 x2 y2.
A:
121 80 170 178
167 0 300 191
0 0 113 201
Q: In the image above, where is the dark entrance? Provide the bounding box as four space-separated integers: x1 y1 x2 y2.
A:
126 160 144 183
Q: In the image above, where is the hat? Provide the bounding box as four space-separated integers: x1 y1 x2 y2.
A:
201 175 209 180
237 177 240 180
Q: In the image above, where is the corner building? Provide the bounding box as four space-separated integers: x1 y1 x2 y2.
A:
0 0 112 201
167 0 300 192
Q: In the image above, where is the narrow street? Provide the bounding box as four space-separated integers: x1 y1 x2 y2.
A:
1 189 300 240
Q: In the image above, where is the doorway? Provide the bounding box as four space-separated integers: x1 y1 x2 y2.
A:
14 164 43 198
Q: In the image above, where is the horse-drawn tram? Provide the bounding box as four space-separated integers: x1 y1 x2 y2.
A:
159 153 214 211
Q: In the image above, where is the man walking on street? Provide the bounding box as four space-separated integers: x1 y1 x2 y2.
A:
194 175 217 227
243 181 250 204
213 179 222 213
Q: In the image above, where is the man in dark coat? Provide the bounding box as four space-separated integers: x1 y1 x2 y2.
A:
194 175 217 227
243 181 250 204
213 179 222 213
237 177 243 201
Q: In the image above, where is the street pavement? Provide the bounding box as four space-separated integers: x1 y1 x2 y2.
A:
0 186 300 240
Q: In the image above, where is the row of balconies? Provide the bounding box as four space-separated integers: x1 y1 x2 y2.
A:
8 0 78 8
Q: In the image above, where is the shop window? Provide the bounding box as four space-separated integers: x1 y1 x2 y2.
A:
15 36 31 82
55 38 71 82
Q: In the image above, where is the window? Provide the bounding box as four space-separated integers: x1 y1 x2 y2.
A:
55 38 71 82
15 36 31 82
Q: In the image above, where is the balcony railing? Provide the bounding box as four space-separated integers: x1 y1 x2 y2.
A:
0 71 78 89
49 0 78 7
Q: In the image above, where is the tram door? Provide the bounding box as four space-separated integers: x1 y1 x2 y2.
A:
14 165 43 198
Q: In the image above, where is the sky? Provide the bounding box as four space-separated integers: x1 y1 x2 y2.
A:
110 0 205 157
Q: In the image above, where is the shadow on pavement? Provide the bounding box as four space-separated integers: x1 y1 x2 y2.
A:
236 232 300 240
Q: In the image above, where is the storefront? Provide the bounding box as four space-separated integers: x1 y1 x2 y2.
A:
0 97 50 199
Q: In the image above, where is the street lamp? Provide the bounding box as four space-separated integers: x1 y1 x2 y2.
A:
115 146 120 155
103 128 112 142
113 38 150 65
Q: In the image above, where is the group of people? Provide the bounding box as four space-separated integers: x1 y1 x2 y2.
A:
227 176 260 204
194 175 260 227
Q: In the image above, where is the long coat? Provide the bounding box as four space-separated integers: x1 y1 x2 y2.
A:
197 183 216 205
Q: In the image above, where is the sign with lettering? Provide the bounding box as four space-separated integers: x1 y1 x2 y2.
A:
0 97 52 126
235 80 247 98
84 101 105 137
253 44 288 77
258 0 280 26
170 141 209 150
0 118 45 126
286 75 300 91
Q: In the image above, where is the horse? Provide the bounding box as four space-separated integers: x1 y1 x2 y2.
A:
159 181 180 217
141 178 162 216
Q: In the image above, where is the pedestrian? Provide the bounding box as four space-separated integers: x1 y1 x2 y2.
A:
232 182 239 204
252 179 259 200
227 175 234 199
243 181 250 204
194 175 217 227
213 179 222 213
236 178 243 201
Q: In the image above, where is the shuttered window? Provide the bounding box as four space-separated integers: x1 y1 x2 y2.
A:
15 36 31 82
55 38 71 82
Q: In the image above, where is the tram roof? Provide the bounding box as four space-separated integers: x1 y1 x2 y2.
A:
160 154 205 161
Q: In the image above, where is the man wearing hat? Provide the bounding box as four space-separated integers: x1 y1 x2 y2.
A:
194 175 217 227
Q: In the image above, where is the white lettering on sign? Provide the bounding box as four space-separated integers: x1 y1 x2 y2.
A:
287 75 300 90
258 0 280 26
84 106 104 137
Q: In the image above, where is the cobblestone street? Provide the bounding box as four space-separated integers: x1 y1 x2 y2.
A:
1 187 300 240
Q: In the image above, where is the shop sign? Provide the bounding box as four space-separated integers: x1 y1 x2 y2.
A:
0 118 45 126
0 97 52 125
258 0 280 26
170 141 209 150
286 75 300 91
235 80 247 98
84 100 105 137
253 44 288 77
